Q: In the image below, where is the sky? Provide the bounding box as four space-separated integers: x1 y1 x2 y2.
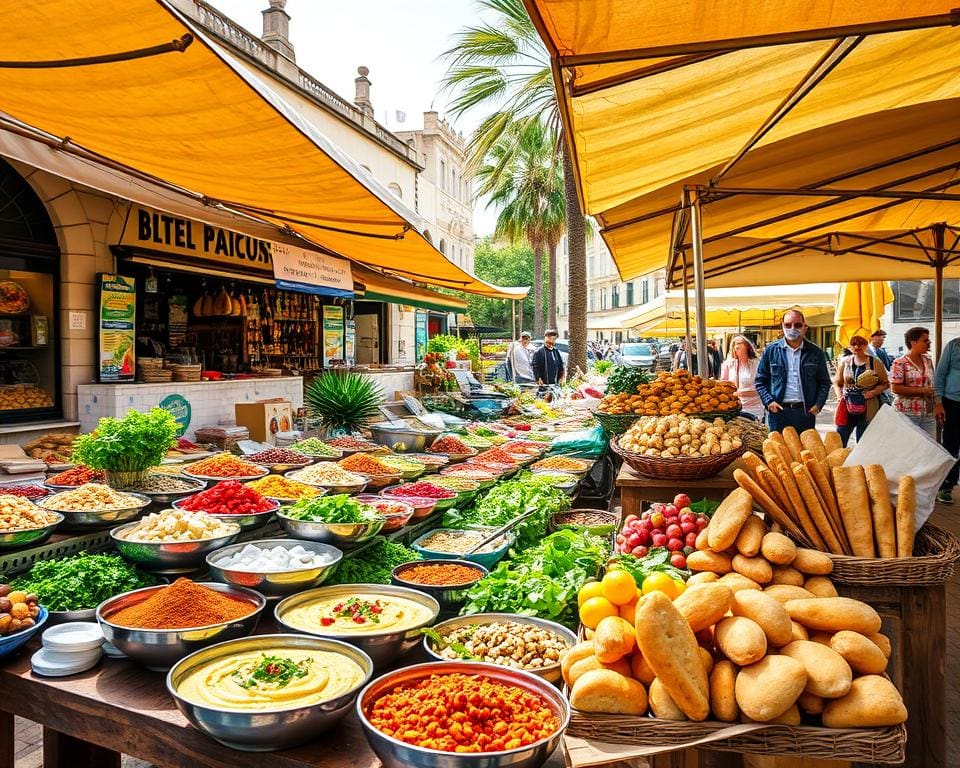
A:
206 0 498 234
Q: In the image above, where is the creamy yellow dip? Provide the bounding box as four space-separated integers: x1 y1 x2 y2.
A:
177 649 364 710
281 593 433 634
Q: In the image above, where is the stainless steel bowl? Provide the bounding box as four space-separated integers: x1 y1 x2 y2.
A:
167 634 373 751
367 423 442 453
39 492 152 530
275 583 440 668
182 466 271 485
0 511 64 550
422 613 577 684
391 559 487 613
171 497 280 532
97 582 265 670
131 476 207 505
284 469 368 495
355 471 403 491
206 539 343 598
48 607 97 625
402 453 449 474
110 522 241 573
261 458 314 474
275 512 384 550
426 448 478 465
357 661 570 768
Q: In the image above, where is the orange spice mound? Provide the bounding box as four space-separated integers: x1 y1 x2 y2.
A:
108 577 255 629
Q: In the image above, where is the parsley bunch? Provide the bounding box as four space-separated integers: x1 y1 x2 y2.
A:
233 655 312 689
71 408 178 472
332 538 421 584
284 494 378 523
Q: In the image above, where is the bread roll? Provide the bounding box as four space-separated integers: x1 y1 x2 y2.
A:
594 616 636 663
687 550 733 574
708 489 756 552
731 589 793 647
826 446 852 469
717 572 763 593
868 632 892 658
809 632 834 646
865 465 896 558
791 548 834 575
687 571 719 586
797 691 824 715
784 597 882 635
770 565 805 586
824 431 843 455
715 617 767 666
561 641 595 686
570 669 649 715
779 640 852 698
567 654 632 686
764 584 815 603
896 475 916 558
732 553 773 584
735 515 768 557
631 652 656 685
695 528 710 551
672 583 733 633
648 677 687 720
803 576 838 598
699 646 715 676
710 660 739 722
830 630 888 675
760 532 797 565
635 592 710 720
790 621 810 642
734 655 807 722
800 429 827 463
822 676 907 727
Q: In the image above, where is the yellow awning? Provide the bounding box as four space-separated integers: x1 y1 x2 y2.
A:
352 264 468 313
0 1 527 300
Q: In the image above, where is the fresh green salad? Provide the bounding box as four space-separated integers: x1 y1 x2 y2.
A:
71 408 178 472
10 552 159 611
461 529 610 628
332 537 421 584
282 494 379 523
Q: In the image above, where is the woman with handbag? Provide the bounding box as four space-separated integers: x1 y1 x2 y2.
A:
890 326 936 438
833 335 890 446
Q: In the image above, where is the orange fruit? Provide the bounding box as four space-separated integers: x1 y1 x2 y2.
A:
642 572 682 600
602 569 638 606
578 580 604 606
619 598 639 625
579 596 618 629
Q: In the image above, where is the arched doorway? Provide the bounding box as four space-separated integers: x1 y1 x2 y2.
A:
0 158 61 422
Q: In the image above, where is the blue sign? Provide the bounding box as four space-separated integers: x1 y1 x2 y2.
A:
159 394 191 437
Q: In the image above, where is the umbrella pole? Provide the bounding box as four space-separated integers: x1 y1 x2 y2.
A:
689 190 709 370
935 225 946 361
681 251 693 364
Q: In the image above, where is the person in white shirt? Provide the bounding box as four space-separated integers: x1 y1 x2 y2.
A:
720 335 764 419
507 331 535 384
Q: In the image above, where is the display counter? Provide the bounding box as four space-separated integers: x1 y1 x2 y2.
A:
345 366 415 400
77 377 303 439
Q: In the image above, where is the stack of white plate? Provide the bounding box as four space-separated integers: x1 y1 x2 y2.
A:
32 622 104 677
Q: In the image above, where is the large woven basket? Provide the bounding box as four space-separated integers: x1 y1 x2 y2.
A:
594 412 641 435
611 436 745 480
822 522 960 586
566 715 906 764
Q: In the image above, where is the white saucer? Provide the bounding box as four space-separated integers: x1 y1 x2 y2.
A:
31 647 101 677
100 641 126 659
42 622 104 653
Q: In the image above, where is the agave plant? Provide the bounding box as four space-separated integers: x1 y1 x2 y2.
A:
305 371 383 434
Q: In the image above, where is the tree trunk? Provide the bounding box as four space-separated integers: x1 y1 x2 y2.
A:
547 238 558 331
532 238 546 338
562 138 587 373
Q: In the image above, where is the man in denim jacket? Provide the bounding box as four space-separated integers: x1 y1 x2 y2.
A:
755 310 832 433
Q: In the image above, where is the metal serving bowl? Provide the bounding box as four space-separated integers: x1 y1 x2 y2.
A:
426 448 478 465
260 458 314 475
355 470 403 492
38 492 152 530
381 484 459 512
275 583 440 668
438 466 499 489
411 527 514 570
367 423 442 453
171 497 280 532
421 614 577 684
110 522 241 573
391 559 487 613
182 466 271 485
284 469 368 495
128 476 207 506
206 539 343 599
402 453 449 474
377 458 427 481
530 471 581 496
96 582 265 670
355 496 415 533
357 661 570 768
275 510 385 550
167 634 373 752
0 511 64 550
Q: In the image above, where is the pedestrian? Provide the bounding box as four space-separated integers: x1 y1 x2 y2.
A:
720 335 764 419
676 338 720 377
890 326 936 438
707 340 723 379
506 331 535 384
755 309 832 433
833 335 889 446
935 333 960 504
532 328 565 387
673 340 686 371
868 329 894 369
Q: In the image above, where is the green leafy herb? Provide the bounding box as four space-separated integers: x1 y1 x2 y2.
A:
283 494 379 523
607 549 690 586
233 654 312 689
332 537 421 584
420 627 479 660
690 498 721 517
71 408 178 472
8 552 158 611
605 365 651 395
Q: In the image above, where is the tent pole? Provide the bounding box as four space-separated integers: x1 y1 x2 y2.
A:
689 191 709 372
681 251 692 365
934 224 946 360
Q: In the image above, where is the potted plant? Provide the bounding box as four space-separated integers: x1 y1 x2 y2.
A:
71 408 179 488
304 371 383 436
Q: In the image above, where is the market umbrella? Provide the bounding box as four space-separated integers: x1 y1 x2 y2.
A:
834 281 895 346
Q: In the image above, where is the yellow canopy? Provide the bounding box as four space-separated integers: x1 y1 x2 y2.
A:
0 1 526 300
835 282 895 346
352 264 468 313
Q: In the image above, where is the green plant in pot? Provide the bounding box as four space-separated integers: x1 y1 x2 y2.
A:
305 371 383 436
71 408 179 488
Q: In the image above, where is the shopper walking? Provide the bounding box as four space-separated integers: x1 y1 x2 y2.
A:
833 335 889 446
755 310 832 433
532 329 565 387
676 338 720 377
935 334 960 504
720 335 764 419
890 326 936 438
506 331 535 384
868 329 894 369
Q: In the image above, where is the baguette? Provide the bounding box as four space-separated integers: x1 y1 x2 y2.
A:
782 426 804 463
793 464 844 554
864 465 896 558
824 431 843 455
896 475 916 558
800 429 828 463
801 452 849 553
777 463 827 551
741 451 766 476
757 463 794 517
708 488 756 552
832 465 875 557
735 468 807 543
770 431 787 448
825 447 852 470
763 438 792 470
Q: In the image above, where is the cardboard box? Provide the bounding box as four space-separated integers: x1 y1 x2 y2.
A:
235 399 293 444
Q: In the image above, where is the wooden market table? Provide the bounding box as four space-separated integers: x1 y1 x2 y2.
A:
615 461 742 517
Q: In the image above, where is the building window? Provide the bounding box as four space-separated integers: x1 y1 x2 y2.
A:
894 280 960 321
387 183 402 199
600 288 607 310
612 286 620 309
625 282 634 305
438 238 446 255
654 278 660 298
642 280 649 304
440 160 446 191
589 289 596 311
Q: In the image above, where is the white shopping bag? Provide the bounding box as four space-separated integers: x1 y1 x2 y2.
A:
845 405 954 528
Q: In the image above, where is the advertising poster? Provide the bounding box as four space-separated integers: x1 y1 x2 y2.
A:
345 319 356 366
159 393 191 437
322 305 345 366
415 311 427 363
97 274 136 382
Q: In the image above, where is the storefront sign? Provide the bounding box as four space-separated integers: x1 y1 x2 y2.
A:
345 319 356 366
415 311 427 363
97 274 136 382
159 393 191 437
323 305 345 366
272 242 353 298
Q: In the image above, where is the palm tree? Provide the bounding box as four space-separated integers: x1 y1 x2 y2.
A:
474 120 563 336
442 0 588 368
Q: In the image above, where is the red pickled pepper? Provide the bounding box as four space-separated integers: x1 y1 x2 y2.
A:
384 482 455 499
177 480 274 515
428 436 472 454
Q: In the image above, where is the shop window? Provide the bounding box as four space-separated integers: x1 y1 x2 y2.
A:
0 159 61 422
612 286 620 309
894 280 960 321
625 281 634 305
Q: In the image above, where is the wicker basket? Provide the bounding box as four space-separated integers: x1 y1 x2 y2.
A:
693 404 743 421
594 412 641 435
821 522 960 586
566 715 906 764
611 436 746 480
170 364 202 382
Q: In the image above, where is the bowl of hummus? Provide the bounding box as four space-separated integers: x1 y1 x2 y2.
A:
167 633 373 752
274 584 439 668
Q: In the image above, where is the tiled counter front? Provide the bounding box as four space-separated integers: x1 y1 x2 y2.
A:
77 377 303 439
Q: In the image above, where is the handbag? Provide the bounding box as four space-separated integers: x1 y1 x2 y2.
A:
835 395 849 426
844 389 868 415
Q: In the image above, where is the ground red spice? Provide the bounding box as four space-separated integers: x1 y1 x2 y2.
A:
396 563 483 586
107 578 255 629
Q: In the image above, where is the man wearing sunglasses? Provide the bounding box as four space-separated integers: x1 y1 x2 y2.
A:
755 310 832 433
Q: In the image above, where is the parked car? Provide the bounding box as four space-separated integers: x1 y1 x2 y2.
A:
618 342 659 371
